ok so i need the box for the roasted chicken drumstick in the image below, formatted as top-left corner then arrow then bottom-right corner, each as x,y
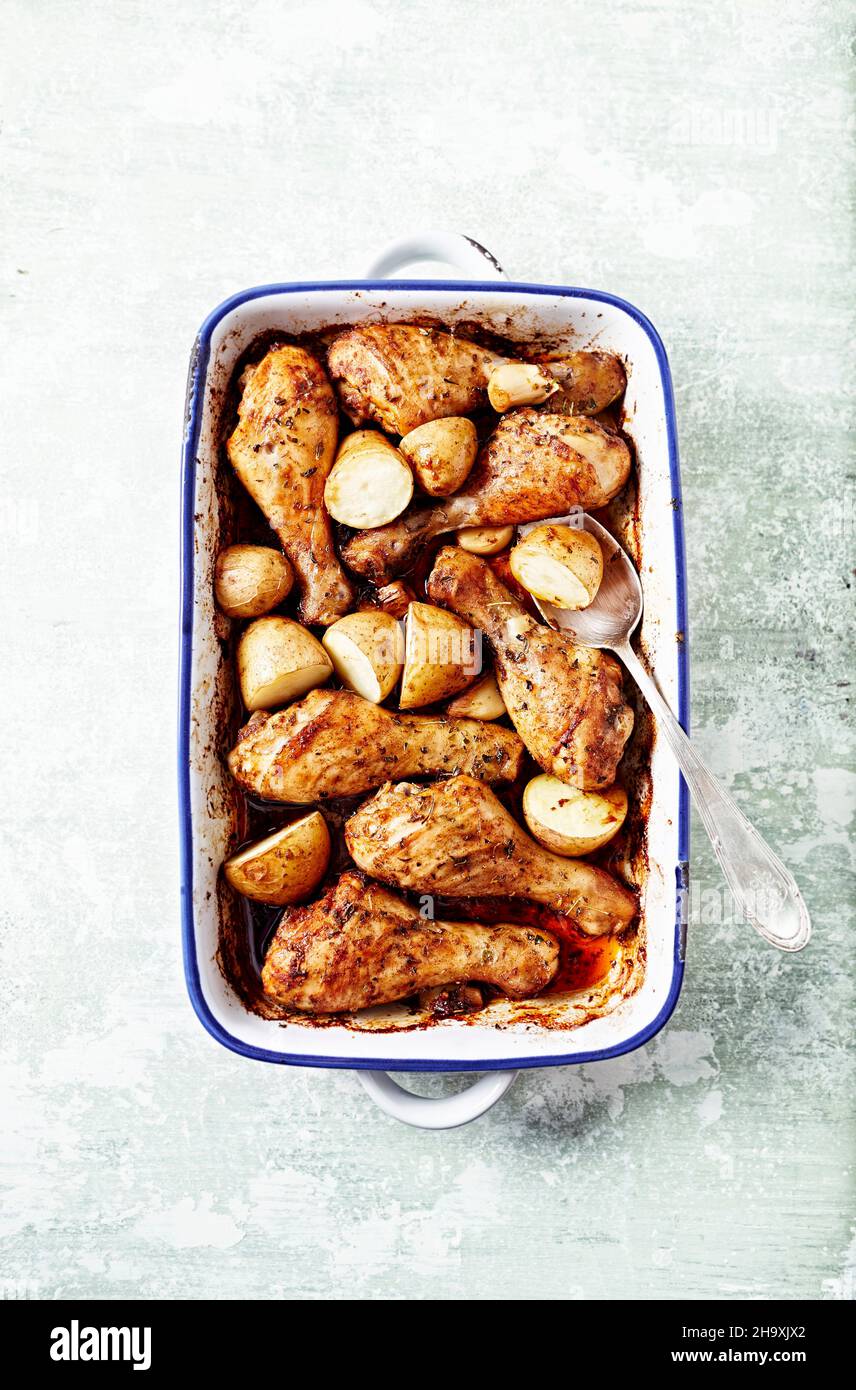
427,546 -> 633,790
341,409 -> 631,583
346,777 -> 637,937
327,324 -> 625,434
262,871 -> 559,1012
227,688 -> 524,803
227,345 -> 354,624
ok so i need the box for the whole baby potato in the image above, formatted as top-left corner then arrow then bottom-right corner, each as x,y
399,417 -> 478,497
214,544 -> 293,619
224,811 -> 331,904
510,524 -> 603,610
238,616 -> 332,711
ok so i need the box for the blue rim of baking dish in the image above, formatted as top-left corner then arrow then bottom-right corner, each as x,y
179,280 -> 690,1072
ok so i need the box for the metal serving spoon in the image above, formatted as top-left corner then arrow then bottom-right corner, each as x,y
518,513 -> 811,952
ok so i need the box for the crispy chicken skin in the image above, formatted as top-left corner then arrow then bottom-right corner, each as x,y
227,688 -> 525,803
341,409 -> 631,583
427,547 -> 633,790
345,778 -> 637,937
261,871 -> 559,1012
327,324 -> 496,434
226,345 -> 354,625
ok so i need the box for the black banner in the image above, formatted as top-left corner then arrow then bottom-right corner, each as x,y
0,1299 -> 848,1374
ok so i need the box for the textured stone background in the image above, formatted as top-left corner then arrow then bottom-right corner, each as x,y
1,0 -> 853,1300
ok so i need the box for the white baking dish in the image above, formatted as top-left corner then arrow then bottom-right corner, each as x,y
179,233 -> 689,1128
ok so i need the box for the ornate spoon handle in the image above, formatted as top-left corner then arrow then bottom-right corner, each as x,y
616,641 -> 811,952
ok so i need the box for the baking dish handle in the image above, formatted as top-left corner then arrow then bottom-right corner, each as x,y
358,1068 -> 517,1130
364,231 -> 507,281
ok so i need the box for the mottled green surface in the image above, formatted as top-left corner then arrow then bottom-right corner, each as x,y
1,0 -> 853,1300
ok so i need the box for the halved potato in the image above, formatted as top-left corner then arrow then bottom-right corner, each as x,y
224,812 -> 331,904
399,602 -> 481,709
324,430 -> 413,528
238,616 -> 332,711
522,775 -> 628,857
399,417 -> 478,496
487,361 -> 559,412
456,524 -> 515,556
214,544 -> 293,619
488,552 -> 541,614
446,671 -> 507,721
510,524 -> 603,609
322,611 -> 404,703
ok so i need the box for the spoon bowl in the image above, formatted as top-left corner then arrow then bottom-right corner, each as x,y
518,512 -> 641,649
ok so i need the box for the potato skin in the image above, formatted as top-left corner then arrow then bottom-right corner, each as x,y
322,611 -> 404,703
224,811 -> 331,904
399,417 -> 478,497
214,545 -> 293,619
238,616 -> 332,711
399,602 -> 481,709
522,775 -> 628,856
510,524 -> 603,609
